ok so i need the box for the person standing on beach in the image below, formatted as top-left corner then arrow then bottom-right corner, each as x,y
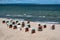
21,22 -> 25,27
52,25 -> 55,30
38,24 -> 43,31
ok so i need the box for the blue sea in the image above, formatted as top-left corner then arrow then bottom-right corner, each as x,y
0,4 -> 60,23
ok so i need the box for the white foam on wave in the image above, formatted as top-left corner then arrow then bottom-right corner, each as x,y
45,22 -> 59,24
6,14 -> 24,17
39,16 -> 46,18
6,14 -> 11,16
37,21 -> 59,24
25,15 -> 33,17
24,14 -> 26,15
6,14 -> 33,17
57,17 -> 60,18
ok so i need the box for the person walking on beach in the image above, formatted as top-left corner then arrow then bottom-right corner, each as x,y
52,24 -> 55,30
38,24 -> 43,31
21,22 -> 25,27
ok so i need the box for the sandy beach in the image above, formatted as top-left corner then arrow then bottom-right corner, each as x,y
0,18 -> 60,40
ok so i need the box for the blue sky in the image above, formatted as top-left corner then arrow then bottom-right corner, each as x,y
0,0 -> 60,4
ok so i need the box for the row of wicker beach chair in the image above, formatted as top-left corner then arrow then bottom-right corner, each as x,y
2,18 -> 55,34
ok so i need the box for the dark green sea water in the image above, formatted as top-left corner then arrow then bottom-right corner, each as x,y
0,4 -> 60,23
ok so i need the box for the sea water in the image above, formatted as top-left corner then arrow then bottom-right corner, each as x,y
0,4 -> 60,23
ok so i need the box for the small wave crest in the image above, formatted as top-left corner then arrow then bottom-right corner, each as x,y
6,14 -> 23,17
39,16 -> 46,18
37,21 -> 59,24
6,14 -> 33,17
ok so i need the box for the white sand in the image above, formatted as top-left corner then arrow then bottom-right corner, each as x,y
0,18 -> 60,40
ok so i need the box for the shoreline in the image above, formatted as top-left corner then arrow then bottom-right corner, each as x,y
0,17 -> 60,24
0,16 -> 60,24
